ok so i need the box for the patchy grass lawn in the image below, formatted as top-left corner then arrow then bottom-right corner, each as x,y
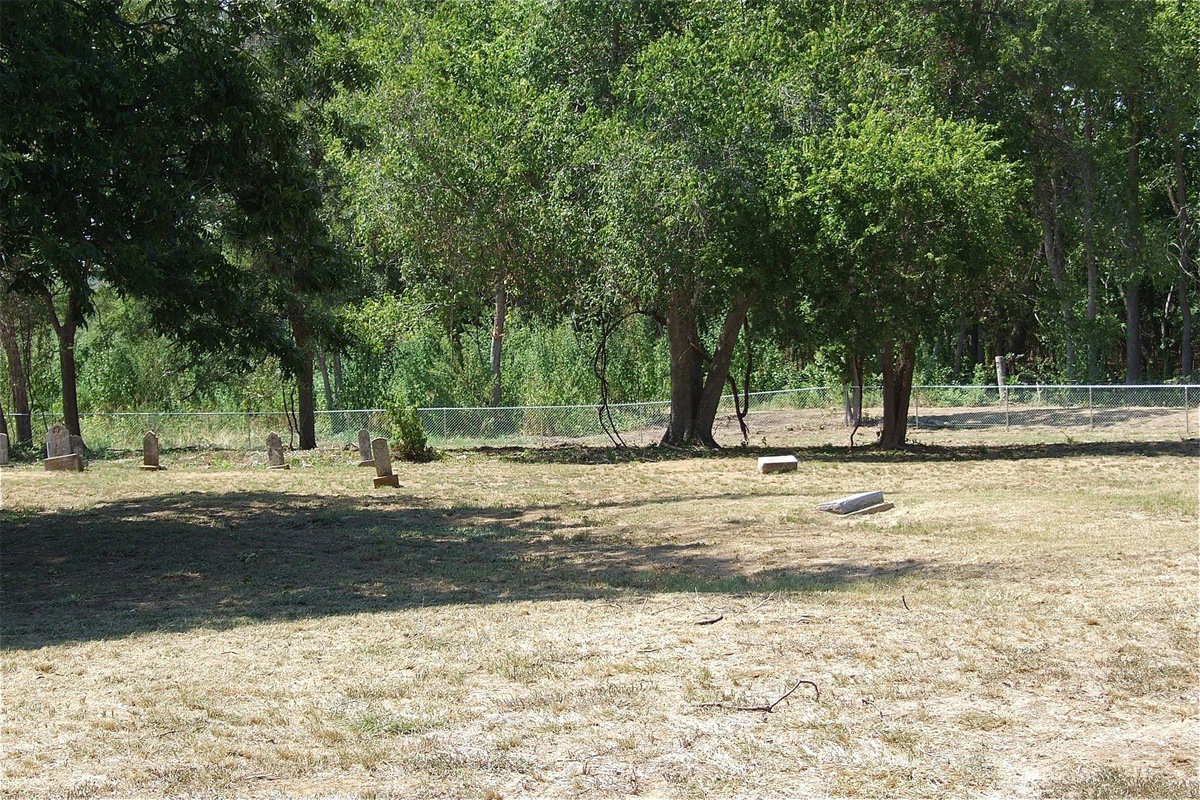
1,438 -> 1197,799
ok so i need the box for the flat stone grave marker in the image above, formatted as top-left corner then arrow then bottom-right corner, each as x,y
142,430 -> 164,470
0,432 -> 8,466
43,424 -> 83,471
817,490 -> 889,515
372,437 -> 399,488
267,432 -> 289,469
356,428 -> 374,467
758,455 -> 798,474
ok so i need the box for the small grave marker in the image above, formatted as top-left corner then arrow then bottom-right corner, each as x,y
372,437 -> 399,488
758,455 -> 798,474
0,432 -> 8,466
357,428 -> 374,467
267,432 -> 289,469
142,430 -> 164,470
817,491 -> 889,515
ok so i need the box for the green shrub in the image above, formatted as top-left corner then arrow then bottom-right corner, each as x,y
385,400 -> 435,462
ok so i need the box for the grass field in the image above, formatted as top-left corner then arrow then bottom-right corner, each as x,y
2,435 -> 1197,799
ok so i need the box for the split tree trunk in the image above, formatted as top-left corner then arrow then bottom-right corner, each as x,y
1037,169 -> 1076,372
661,291 -> 751,448
1083,100 -> 1101,381
878,340 -> 916,450
43,287 -> 83,440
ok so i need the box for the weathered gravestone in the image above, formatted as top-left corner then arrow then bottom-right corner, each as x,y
817,490 -> 892,515
758,455 -> 798,474
71,435 -> 85,459
142,430 -> 164,470
43,424 -> 83,471
266,432 -> 289,469
356,428 -> 374,467
372,437 -> 399,488
0,432 -> 9,466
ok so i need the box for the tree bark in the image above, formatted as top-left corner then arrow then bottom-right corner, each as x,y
845,351 -> 864,425
0,315 -> 33,444
1083,100 -> 1101,381
292,320 -> 317,450
879,340 -> 916,450
691,294 -> 752,447
1170,121 -> 1194,379
662,287 -> 701,446
1123,90 -> 1144,384
1036,167 -> 1075,372
43,288 -> 83,440
490,276 -> 507,407
661,291 -> 751,448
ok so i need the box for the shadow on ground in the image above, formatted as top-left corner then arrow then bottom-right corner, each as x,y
498,437 -> 1198,465
1,490 -> 926,650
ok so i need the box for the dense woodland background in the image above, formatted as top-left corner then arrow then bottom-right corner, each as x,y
1,0 -> 1196,449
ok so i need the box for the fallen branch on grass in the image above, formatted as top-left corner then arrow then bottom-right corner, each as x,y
694,614 -> 724,626
698,677 -> 820,713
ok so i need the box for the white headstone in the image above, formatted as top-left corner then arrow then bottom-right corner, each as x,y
758,455 -> 798,474
817,491 -> 886,515
371,437 -> 398,488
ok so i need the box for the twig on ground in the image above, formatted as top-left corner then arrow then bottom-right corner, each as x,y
902,595 -> 911,611
697,677 -> 820,713
746,592 -> 776,614
695,615 -> 724,625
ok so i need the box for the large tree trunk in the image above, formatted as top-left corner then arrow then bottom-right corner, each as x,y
661,290 -> 750,448
0,315 -> 33,444
1123,90 -> 1144,384
490,277 -> 507,407
662,288 -> 702,446
43,288 -> 83,440
292,319 -> 317,450
879,340 -> 916,450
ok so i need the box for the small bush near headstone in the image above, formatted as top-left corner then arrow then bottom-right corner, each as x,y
385,400 -> 435,462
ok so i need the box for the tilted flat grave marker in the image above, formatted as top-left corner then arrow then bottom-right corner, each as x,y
758,455 -> 798,474
357,428 -> 374,467
43,424 -> 83,471
817,490 -> 887,515
142,430 -> 164,470
372,437 -> 399,488
267,432 -> 290,470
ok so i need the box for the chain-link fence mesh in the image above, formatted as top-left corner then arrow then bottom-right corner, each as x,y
9,384 -> 1195,453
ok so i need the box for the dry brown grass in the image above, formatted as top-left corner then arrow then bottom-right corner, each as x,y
1,436 -> 1197,799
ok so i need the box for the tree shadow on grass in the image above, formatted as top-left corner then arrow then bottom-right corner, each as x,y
1,490 -> 927,650
497,438 -> 1197,466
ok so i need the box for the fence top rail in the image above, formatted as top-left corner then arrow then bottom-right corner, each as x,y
69,383 -> 1200,418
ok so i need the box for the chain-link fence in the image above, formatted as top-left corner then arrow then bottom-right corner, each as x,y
7,384 -> 1196,453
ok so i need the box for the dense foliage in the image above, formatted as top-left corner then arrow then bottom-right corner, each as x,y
2,0 -> 1195,449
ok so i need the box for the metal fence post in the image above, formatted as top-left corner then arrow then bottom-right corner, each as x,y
246,412 -> 252,451
1004,386 -> 1010,430
1088,386 -> 1094,430
914,389 -> 920,431
1186,385 -> 1190,436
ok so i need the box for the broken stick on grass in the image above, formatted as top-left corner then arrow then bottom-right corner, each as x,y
698,677 -> 820,713
694,614 -> 724,625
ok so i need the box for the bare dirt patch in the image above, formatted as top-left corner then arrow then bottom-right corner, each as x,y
1,440 -> 1197,798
